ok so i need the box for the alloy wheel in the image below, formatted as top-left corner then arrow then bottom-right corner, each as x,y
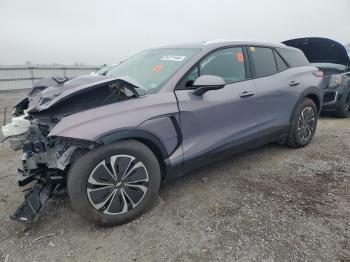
297,106 -> 315,142
87,154 -> 149,215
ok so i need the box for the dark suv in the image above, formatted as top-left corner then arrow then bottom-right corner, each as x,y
283,37 -> 350,117
2,40 -> 323,226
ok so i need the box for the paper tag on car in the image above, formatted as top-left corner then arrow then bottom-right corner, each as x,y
161,55 -> 186,62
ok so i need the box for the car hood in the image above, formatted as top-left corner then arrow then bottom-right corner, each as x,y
25,75 -> 144,113
282,37 -> 350,67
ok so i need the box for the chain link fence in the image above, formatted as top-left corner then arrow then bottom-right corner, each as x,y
0,66 -> 101,90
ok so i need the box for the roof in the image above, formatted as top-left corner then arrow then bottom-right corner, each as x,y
153,39 -> 294,51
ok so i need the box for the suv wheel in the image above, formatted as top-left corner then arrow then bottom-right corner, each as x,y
286,98 -> 318,148
68,140 -> 161,226
335,90 -> 350,118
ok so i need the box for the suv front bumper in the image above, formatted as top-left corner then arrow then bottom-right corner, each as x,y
322,85 -> 347,111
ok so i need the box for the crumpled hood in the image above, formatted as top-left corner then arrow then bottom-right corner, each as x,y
26,75 -> 143,113
283,37 -> 350,67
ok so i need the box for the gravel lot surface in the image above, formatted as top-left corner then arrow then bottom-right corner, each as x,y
0,90 -> 349,262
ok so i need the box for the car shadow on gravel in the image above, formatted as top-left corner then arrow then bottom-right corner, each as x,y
12,140 -> 345,229
1,136 -> 350,261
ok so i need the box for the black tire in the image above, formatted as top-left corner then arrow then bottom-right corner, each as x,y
67,140 -> 161,226
286,98 -> 318,148
335,89 -> 350,118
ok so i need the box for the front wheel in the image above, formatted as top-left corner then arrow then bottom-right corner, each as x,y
67,140 -> 161,226
286,98 -> 318,148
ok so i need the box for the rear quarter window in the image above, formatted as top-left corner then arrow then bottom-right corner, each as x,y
273,50 -> 288,71
277,48 -> 309,67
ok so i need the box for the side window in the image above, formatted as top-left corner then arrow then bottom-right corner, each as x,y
249,47 -> 277,77
199,47 -> 246,83
179,47 -> 246,89
277,48 -> 309,67
274,50 -> 288,71
183,66 -> 199,88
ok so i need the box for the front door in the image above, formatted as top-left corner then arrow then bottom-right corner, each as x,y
175,47 -> 259,168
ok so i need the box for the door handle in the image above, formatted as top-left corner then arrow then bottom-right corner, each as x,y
239,91 -> 255,98
289,81 -> 300,86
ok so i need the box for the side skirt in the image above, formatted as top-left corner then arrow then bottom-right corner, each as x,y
164,125 -> 289,182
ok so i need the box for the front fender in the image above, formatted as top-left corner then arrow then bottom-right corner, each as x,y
96,114 -> 182,158
48,92 -> 180,157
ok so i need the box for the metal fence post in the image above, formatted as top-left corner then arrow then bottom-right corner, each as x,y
30,67 -> 34,85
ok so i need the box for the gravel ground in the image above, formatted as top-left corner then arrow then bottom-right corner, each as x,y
0,90 -> 349,262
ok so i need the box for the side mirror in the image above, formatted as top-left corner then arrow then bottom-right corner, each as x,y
192,75 -> 226,96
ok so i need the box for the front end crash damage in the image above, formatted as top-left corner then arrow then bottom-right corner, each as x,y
10,134 -> 95,223
3,121 -> 86,223
1,75 -> 142,223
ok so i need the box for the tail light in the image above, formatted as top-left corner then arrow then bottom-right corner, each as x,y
312,70 -> 324,77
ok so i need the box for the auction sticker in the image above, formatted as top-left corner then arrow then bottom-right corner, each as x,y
161,55 -> 186,62
236,52 -> 244,63
152,64 -> 164,73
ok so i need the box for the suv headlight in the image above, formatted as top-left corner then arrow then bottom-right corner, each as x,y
328,74 -> 342,88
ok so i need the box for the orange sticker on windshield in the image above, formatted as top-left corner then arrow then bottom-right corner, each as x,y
152,64 -> 164,73
236,52 -> 244,63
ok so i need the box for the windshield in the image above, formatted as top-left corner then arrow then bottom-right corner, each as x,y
96,64 -> 118,75
106,48 -> 200,93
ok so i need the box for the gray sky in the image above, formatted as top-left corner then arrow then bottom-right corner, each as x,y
1,0 -> 349,65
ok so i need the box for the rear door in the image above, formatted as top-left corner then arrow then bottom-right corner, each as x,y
175,46 -> 259,167
248,46 -> 301,130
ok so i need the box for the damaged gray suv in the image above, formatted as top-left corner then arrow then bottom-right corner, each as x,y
2,41 -> 323,226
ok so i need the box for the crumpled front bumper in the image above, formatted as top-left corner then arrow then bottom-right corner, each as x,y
2,116 -> 78,223
322,85 -> 347,110
10,179 -> 62,223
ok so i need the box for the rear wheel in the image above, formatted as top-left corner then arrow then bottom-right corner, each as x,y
335,90 -> 350,118
286,98 -> 318,148
67,140 -> 161,226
